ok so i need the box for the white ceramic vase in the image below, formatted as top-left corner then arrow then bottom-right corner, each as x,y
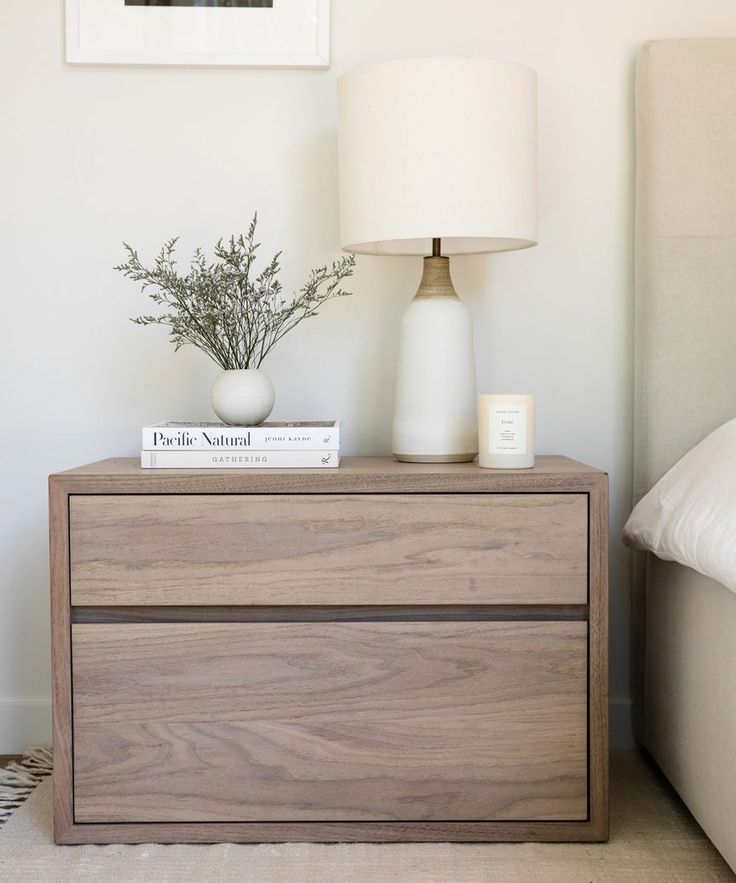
210,369 -> 275,426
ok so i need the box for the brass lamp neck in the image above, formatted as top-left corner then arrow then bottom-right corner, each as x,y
432,237 -> 442,258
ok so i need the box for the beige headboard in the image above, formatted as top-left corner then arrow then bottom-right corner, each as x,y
634,39 -> 736,502
633,39 -> 736,738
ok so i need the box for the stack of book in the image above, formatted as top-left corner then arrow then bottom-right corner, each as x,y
140,421 -> 340,469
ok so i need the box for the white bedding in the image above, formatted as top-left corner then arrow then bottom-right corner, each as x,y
623,418 -> 736,594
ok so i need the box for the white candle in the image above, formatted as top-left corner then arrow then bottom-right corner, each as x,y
478,394 -> 535,469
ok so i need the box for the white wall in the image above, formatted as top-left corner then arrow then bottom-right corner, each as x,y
2,0 -> 736,752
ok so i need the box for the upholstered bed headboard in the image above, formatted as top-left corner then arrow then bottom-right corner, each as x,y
634,38 -> 736,749
634,39 -> 736,503
634,44 -> 736,867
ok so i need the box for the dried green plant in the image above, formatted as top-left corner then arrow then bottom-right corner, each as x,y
115,215 -> 355,370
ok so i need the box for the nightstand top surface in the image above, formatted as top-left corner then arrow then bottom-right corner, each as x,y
50,455 -> 605,494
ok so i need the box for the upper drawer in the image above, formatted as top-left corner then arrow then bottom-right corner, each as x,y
69,493 -> 588,606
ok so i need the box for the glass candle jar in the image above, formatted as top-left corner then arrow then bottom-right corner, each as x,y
478,394 -> 535,469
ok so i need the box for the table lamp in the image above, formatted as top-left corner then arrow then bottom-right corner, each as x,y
337,56 -> 537,462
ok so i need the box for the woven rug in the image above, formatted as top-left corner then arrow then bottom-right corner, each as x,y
0,751 -> 732,882
0,749 -> 52,827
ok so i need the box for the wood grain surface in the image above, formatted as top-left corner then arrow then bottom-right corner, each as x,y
49,477 -> 73,843
56,455 -> 599,478
588,473 -> 610,839
55,818 -> 607,845
70,493 -> 588,607
52,455 -> 604,496
71,621 -> 588,824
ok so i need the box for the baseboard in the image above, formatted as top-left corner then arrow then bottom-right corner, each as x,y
610,697 -> 634,749
0,700 -> 52,754
1,698 -> 634,753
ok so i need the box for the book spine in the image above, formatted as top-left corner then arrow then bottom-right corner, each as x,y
140,450 -> 340,469
141,428 -> 339,451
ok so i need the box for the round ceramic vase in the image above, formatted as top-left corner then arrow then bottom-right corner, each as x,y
210,369 -> 275,426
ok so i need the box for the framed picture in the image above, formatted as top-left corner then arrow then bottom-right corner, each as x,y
65,0 -> 330,68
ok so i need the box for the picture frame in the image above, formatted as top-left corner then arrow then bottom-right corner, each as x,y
65,0 -> 330,68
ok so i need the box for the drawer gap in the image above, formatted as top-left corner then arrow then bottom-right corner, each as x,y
71,604 -> 587,624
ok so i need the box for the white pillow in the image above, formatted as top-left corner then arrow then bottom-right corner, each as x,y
623,418 -> 736,594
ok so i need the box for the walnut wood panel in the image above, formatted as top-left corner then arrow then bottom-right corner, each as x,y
55,818 -> 605,845
54,454 -> 601,480
588,474 -> 610,839
49,478 -> 73,844
52,455 -> 604,496
69,493 -> 588,607
71,621 -> 588,824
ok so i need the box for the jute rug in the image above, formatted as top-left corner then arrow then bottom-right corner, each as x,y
0,751 -> 732,882
0,749 -> 52,825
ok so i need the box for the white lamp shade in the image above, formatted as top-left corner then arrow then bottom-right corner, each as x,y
337,56 -> 537,256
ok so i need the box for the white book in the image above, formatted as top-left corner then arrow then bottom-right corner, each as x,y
141,449 -> 340,469
142,420 -> 339,451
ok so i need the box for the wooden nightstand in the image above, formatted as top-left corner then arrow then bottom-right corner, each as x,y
49,456 -> 608,844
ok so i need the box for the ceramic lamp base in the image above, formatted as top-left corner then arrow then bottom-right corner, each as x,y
392,257 -> 478,463
395,452 -> 478,463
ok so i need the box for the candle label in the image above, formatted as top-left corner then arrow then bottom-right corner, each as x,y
490,404 -> 527,454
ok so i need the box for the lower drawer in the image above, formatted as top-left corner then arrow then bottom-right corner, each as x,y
71,620 -> 588,824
